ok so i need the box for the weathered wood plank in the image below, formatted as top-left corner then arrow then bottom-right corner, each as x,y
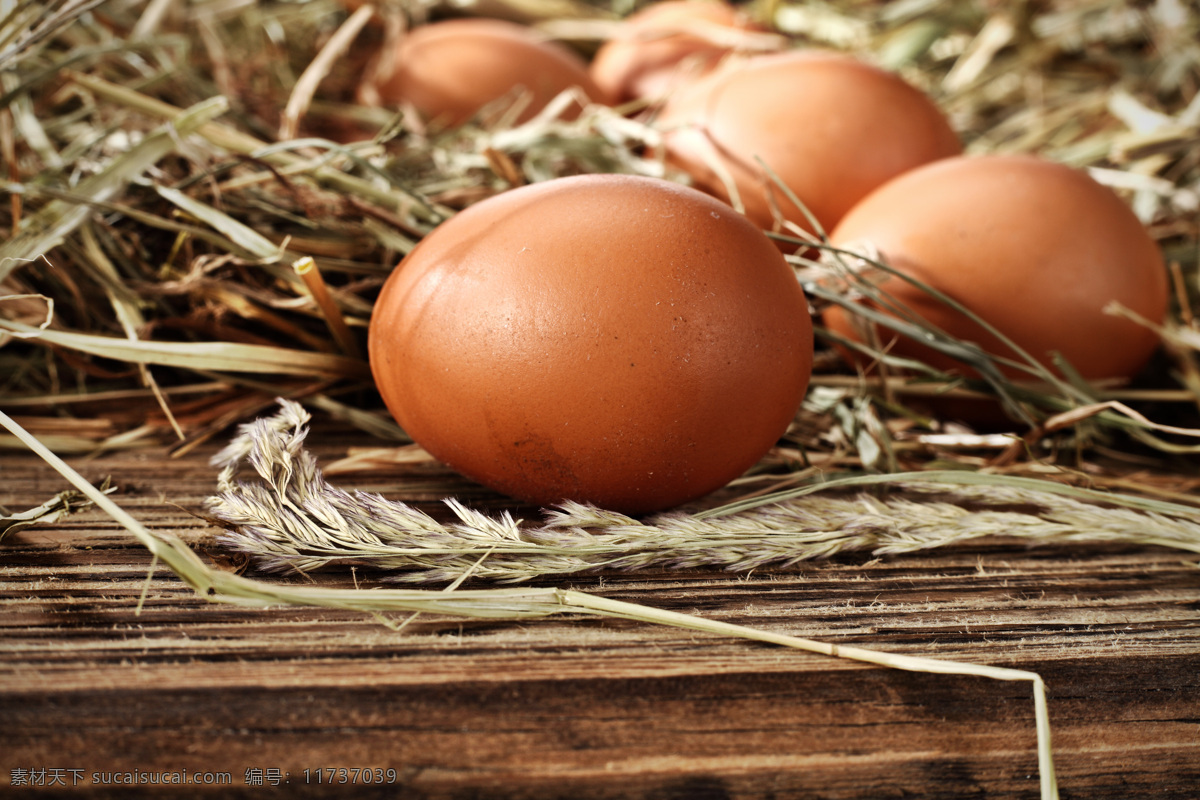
2,429 -> 1198,798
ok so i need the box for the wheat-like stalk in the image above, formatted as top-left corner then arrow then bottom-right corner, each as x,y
207,400 -> 1200,584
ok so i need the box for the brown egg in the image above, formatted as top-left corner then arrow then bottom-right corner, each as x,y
590,0 -> 765,105
361,18 -> 607,127
822,154 -> 1168,387
368,174 -> 814,514
655,50 -> 962,240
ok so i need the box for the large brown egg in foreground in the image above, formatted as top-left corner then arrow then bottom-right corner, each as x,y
361,18 -> 607,127
655,50 -> 961,240
369,174 -> 813,514
822,155 -> 1168,386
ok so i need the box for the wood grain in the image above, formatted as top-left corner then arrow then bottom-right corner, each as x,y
2,426 -> 1198,798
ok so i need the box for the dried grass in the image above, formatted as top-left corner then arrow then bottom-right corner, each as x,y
208,400 -> 1200,586
0,0 -> 1194,483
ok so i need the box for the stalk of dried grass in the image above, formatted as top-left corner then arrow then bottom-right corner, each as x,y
208,400 -> 1200,585
4,0 -> 1195,465
0,481 -> 109,542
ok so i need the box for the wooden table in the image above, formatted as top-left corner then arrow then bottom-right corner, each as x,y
3,426 -> 1198,798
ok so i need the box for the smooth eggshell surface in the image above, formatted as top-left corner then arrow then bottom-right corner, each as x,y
590,0 -> 762,105
822,154 -> 1168,383
368,174 -> 814,514
655,50 -> 962,240
363,18 -> 607,127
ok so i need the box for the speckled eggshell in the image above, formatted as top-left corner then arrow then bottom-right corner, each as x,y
363,18 -> 608,127
822,154 -> 1168,383
655,50 -> 962,239
590,0 -> 762,105
368,174 -> 814,514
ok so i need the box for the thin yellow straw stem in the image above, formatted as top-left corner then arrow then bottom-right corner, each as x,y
293,256 -> 362,359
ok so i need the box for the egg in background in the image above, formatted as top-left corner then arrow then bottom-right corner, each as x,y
822,154 -> 1168,393
359,17 -> 608,127
590,0 -> 771,105
655,50 -> 962,243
